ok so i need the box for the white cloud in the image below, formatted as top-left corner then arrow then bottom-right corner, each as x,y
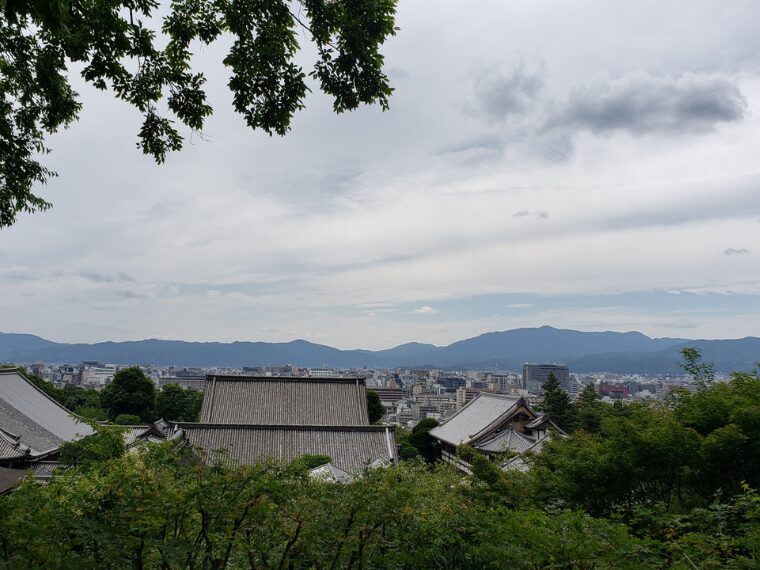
2,0 -> 760,348
413,306 -> 439,315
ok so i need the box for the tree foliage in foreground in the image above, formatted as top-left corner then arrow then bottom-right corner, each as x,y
2,437 -> 759,569
0,444 -> 659,569
0,0 -> 398,226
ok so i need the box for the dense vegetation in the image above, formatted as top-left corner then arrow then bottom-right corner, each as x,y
2,356 -> 759,568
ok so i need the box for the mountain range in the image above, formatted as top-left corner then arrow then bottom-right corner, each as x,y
2,326 -> 759,373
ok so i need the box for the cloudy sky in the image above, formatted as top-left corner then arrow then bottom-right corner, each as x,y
2,0 -> 760,349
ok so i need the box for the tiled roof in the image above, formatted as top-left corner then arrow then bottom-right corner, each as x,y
500,437 -> 547,472
429,393 -> 525,446
122,420 -> 171,446
0,429 -> 32,461
175,423 -> 397,475
0,369 -> 92,454
200,376 -> 370,425
309,463 -> 353,484
475,426 -> 538,454
0,466 -> 27,495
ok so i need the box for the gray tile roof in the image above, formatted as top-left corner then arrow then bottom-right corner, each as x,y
200,376 -> 370,425
430,393 -> 526,447
175,423 -> 397,475
475,427 -> 538,454
500,437 -> 548,472
0,466 -> 27,495
122,420 -> 171,446
0,369 -> 93,454
0,429 -> 31,461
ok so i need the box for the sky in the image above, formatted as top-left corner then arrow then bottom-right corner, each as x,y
2,0 -> 760,350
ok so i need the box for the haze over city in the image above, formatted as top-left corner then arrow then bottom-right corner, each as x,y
2,0 -> 760,349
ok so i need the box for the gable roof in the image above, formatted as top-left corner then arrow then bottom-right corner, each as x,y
200,376 -> 370,425
0,369 -> 93,455
475,426 -> 539,454
175,423 -> 396,475
500,437 -> 549,472
429,393 -> 534,447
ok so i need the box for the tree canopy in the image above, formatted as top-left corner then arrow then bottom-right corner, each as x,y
0,0 -> 398,226
540,371 -> 575,432
100,366 -> 156,421
366,389 -> 385,423
155,383 -> 203,422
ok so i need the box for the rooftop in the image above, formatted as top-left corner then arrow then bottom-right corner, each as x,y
0,368 -> 92,455
200,375 -> 370,426
429,392 -> 525,447
175,423 -> 396,474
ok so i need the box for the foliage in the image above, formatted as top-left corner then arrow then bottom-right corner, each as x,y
366,389 -> 385,423
529,373 -> 760,517
155,383 -> 203,421
76,405 -> 109,421
394,427 -> 420,460
0,0 -> 398,226
0,444 -> 663,569
575,382 -> 605,434
540,371 -> 576,432
292,454 -> 331,470
59,424 -> 126,468
407,417 -> 439,463
678,346 -> 716,388
100,367 -> 156,422
114,413 -> 142,425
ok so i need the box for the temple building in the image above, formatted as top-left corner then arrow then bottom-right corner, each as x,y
429,392 -> 560,472
0,368 -> 93,482
172,375 -> 397,476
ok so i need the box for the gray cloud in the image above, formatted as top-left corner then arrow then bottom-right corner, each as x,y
554,72 -> 746,135
723,248 -> 749,256
76,270 -> 135,283
513,210 -> 549,219
470,61 -> 544,121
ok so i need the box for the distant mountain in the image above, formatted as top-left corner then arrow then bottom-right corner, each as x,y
1,326 -> 758,373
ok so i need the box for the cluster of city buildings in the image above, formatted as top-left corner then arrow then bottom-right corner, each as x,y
20,360 -> 708,430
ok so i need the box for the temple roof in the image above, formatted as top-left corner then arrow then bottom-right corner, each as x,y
475,426 -> 538,454
430,393 -> 530,447
200,376 -> 370,425
175,423 -> 396,474
0,466 -> 27,495
0,369 -> 92,456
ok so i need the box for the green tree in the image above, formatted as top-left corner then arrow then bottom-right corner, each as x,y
59,424 -> 126,468
100,367 -> 156,422
678,347 -> 715,388
575,383 -> 606,434
366,389 -> 385,423
155,383 -> 203,421
114,413 -> 142,425
0,0 -> 398,227
541,371 -> 576,432
408,417 -> 439,463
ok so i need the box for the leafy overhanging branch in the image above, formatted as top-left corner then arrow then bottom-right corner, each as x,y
0,0 -> 398,227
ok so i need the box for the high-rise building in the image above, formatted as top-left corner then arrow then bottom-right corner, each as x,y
522,364 -> 571,395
